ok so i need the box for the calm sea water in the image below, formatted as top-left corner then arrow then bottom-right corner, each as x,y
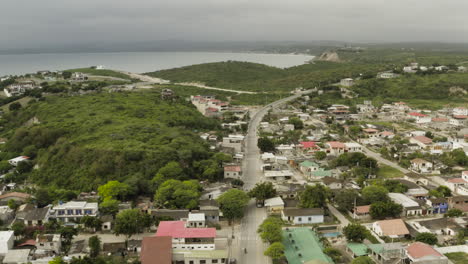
0,51 -> 314,76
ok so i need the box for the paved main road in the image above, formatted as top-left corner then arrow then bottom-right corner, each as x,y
234,91 -> 311,264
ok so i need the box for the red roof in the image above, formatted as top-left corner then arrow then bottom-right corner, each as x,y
447,178 -> 467,184
300,141 -> 318,149
206,107 -> 219,112
156,221 -> 216,238
406,242 -> 443,260
431,117 -> 448,122
380,131 -> 394,136
17,239 -> 36,247
327,141 -> 346,149
453,115 -> 468,119
224,165 -> 241,172
412,136 -> 433,145
354,205 -> 370,214
141,236 -> 172,264
363,128 -> 379,133
408,112 -> 427,117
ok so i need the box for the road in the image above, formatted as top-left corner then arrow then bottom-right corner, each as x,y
360,144 -> 410,174
327,204 -> 350,229
234,91 -> 310,264
119,71 -> 258,94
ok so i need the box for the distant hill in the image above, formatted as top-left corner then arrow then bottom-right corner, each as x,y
1,90 -> 221,191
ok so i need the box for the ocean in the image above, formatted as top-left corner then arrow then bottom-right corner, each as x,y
0,51 -> 314,76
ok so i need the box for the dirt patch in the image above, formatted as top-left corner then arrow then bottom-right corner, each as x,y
318,51 -> 341,62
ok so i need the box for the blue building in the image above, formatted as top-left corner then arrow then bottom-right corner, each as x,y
427,197 -> 448,214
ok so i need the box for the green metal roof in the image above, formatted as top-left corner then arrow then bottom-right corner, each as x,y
312,170 -> 332,177
347,243 -> 369,257
300,161 -> 319,168
367,244 -> 384,254
283,227 -> 334,264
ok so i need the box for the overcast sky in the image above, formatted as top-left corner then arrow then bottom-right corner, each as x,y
2,0 -> 468,50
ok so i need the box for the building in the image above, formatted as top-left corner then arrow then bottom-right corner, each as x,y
283,227 -> 333,264
352,205 -> 371,220
36,234 -> 61,253
70,72 -> 87,81
388,193 -> 422,216
340,78 -> 354,87
299,161 -> 320,177
4,81 -> 36,97
161,89 -> 175,100
372,219 -> 409,238
187,213 -> 205,228
0,231 -> 14,254
321,176 -> 342,190
426,198 -> 448,214
453,107 -> 468,116
281,208 -> 324,224
325,141 -> 347,156
50,201 -> 98,223
155,221 -> 216,250
447,196 -> 468,212
221,135 -> 244,153
264,197 -> 284,215
410,136 -> 433,149
264,170 -> 293,181
407,112 -> 431,124
378,72 -> 398,79
410,158 -> 433,174
8,156 -> 30,166
223,164 -> 241,179
298,141 -> 320,154
405,242 -> 448,264
2,249 -> 30,264
344,142 -> 363,152
15,206 -> 50,226
140,236 -> 172,264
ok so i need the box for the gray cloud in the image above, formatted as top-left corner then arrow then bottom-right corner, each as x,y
1,0 -> 468,50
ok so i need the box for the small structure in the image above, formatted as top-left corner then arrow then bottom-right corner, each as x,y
264,197 -> 284,215
0,231 -> 14,254
70,72 -> 87,82
2,249 -> 31,264
140,236 -> 172,264
223,164 -> 242,179
36,234 -> 61,253
221,135 -> 244,153
352,205 -> 371,220
8,156 -> 30,166
410,159 -> 433,174
372,219 -> 409,238
388,193 -> 422,216
187,213 -> 205,228
281,208 -> 324,224
340,78 -> 354,87
161,89 -> 175,100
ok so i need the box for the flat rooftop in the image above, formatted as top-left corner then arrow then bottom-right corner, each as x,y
283,227 -> 333,264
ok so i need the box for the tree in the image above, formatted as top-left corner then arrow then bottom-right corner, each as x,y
446,208 -> 464,218
351,256 -> 375,264
415,232 -> 438,245
249,182 -> 277,204
381,180 -> 408,193
154,179 -> 201,209
288,117 -> 304,129
335,189 -> 360,212
114,209 -> 152,241
98,181 -> 130,201
151,161 -> 185,189
99,199 -> 119,216
7,199 -> 19,210
324,247 -> 342,263
59,226 -> 78,254
299,184 -> 329,208
80,216 -> 102,232
88,235 -> 101,258
35,188 -> 53,208
264,242 -> 284,260
9,102 -> 22,111
314,151 -> 327,160
62,71 -> 72,79
343,223 -> 367,242
258,137 -> 275,153
217,189 -> 250,225
12,221 -> 26,237
258,217 -> 283,243
369,201 -> 403,219
362,185 -> 389,204
436,186 -> 452,197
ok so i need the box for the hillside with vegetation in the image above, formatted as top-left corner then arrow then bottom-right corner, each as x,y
64,68 -> 134,81
0,90 -> 225,192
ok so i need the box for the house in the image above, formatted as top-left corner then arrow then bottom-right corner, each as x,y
405,242 -> 448,264
453,107 -> 468,116
410,158 -> 433,174
372,219 -> 409,238
325,141 -> 347,156
344,142 -> 363,152
447,196 -> 468,212
15,206 -> 50,226
140,236 -> 172,264
283,228 -> 334,264
264,170 -> 293,181
221,135 -> 244,153
298,141 -> 320,154
299,161 -> 320,177
379,131 -> 395,139
155,221 -> 216,250
4,81 -> 36,97
187,213 -> 205,228
426,198 -> 448,214
0,231 -> 14,254
264,197 -> 284,215
352,205 -> 371,220
198,200 -> 220,223
363,128 -> 380,138
0,192 -> 31,203
367,243 -> 405,264
50,201 -> 98,223
223,164 -> 241,179
450,115 -> 468,127
71,72 -> 87,81
340,78 -> 354,87
410,136 -> 433,149
8,156 -> 30,166
388,193 -> 422,216
378,72 -> 398,79
446,178 -> 468,196
2,249 -> 31,264
100,215 -> 114,231
407,112 -> 431,124
409,218 -> 464,237
0,206 -> 15,224
36,234 -> 61,253
281,208 -> 324,224
321,176 -> 342,190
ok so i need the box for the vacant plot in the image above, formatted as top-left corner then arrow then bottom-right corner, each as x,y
377,165 -> 405,178
445,252 -> 468,264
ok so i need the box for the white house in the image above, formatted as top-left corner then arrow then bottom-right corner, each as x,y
388,193 -> 422,216
453,107 -> 468,116
221,135 -> 244,153
264,197 -> 285,215
340,78 -> 354,87
187,213 -> 206,228
410,158 -> 433,174
407,112 -> 431,124
344,142 -> 363,152
8,156 -> 30,166
325,141 -> 347,156
281,208 -> 324,225
36,234 -> 61,254
50,201 -> 98,223
0,231 -> 14,255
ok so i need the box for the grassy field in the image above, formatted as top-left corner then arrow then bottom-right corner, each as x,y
445,252 -> 468,264
377,165 -> 405,178
65,68 -> 133,80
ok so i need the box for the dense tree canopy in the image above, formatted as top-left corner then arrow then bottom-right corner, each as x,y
415,233 -> 438,245
217,189 -> 250,224
154,179 -> 201,210
362,185 -> 389,204
249,182 -> 277,202
114,209 -> 152,240
369,201 -> 403,219
299,184 -> 330,208
343,223 -> 368,242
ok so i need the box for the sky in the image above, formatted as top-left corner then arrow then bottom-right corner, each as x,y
2,0 -> 468,50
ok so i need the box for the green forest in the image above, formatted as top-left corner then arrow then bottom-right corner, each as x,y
0,90 -> 226,192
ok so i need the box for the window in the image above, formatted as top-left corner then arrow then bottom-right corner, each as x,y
213,260 -> 218,263
308,217 -> 312,221
67,210 -> 74,215
58,210 -> 65,216
50,243 -> 54,246
298,217 -> 302,222
200,261 -> 206,264
40,243 -> 44,246
84,210 -> 93,215
189,262 -> 194,264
